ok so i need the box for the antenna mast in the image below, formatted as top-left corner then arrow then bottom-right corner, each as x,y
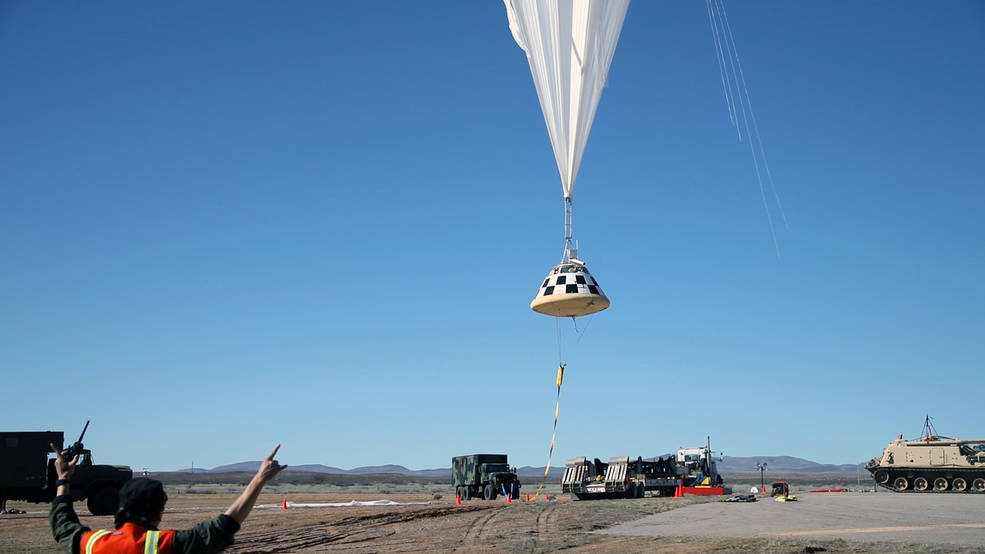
920,414 -> 939,440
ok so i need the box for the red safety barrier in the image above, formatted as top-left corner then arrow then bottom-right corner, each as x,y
682,486 -> 733,496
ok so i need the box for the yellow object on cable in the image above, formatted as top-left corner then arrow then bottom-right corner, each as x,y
531,364 -> 565,501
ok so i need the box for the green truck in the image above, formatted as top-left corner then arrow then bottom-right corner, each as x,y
1,421 -> 132,515
452,454 -> 521,501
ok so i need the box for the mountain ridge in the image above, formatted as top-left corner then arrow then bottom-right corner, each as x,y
177,455 -> 863,476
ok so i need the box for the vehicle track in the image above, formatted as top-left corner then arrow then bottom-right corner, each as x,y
231,506 -> 483,552
462,508 -> 501,543
535,502 -> 559,535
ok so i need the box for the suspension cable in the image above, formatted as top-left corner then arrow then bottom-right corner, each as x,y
706,0 -> 787,257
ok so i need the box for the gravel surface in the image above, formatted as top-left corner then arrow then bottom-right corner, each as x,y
3,490 -> 983,552
603,492 -> 985,550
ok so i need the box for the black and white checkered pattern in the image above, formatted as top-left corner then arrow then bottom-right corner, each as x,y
534,264 -> 605,299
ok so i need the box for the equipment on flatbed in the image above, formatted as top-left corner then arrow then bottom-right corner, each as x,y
0,421 -> 132,515
562,437 -> 732,500
561,455 -> 680,500
452,454 -> 521,501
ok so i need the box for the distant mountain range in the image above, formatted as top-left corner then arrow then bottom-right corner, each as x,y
717,456 -> 861,474
177,456 -> 861,476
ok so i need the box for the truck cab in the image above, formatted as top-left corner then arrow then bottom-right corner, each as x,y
675,445 -> 724,487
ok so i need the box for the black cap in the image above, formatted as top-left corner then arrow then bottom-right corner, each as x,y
119,478 -> 168,517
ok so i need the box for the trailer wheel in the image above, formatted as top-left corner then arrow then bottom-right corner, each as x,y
624,483 -> 636,499
87,487 -> 120,516
483,484 -> 497,500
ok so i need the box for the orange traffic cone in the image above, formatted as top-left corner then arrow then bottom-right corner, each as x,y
281,498 -> 288,510
525,493 -> 530,502
506,494 -> 512,504
455,494 -> 461,505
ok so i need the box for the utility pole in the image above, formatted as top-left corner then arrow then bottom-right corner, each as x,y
756,462 -> 767,493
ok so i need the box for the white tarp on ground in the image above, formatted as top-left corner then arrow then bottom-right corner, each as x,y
504,0 -> 630,200
258,499 -> 434,509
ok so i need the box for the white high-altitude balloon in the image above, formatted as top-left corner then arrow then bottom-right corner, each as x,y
506,0 -> 627,318
504,0 -> 630,201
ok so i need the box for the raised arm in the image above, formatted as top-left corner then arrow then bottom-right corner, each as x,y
223,445 -> 287,525
48,443 -> 88,554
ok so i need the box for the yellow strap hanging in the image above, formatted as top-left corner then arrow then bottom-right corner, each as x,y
532,364 -> 565,500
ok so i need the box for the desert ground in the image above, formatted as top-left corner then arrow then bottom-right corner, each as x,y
3,483 -> 984,553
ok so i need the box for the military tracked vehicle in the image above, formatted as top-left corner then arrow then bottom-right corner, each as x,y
1,421 -> 132,514
866,418 -> 985,493
866,435 -> 985,493
452,454 -> 520,501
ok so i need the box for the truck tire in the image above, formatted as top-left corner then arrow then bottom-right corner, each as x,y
624,483 -> 636,499
483,484 -> 497,500
87,487 -> 120,516
462,486 -> 471,501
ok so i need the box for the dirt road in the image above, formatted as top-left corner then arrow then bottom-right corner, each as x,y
2,491 -> 982,552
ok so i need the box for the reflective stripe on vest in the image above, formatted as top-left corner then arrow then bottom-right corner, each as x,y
144,530 -> 161,554
84,530 -> 112,554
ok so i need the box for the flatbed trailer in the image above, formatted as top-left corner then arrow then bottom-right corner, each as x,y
562,456 -> 681,500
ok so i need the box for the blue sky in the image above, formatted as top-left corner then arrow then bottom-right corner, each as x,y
2,1 -> 983,473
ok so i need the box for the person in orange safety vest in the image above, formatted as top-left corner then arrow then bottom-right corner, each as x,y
49,443 -> 286,553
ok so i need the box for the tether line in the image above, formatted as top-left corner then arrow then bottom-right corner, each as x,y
532,363 -> 564,500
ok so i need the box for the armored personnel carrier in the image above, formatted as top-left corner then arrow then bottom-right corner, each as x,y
865,421 -> 985,493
